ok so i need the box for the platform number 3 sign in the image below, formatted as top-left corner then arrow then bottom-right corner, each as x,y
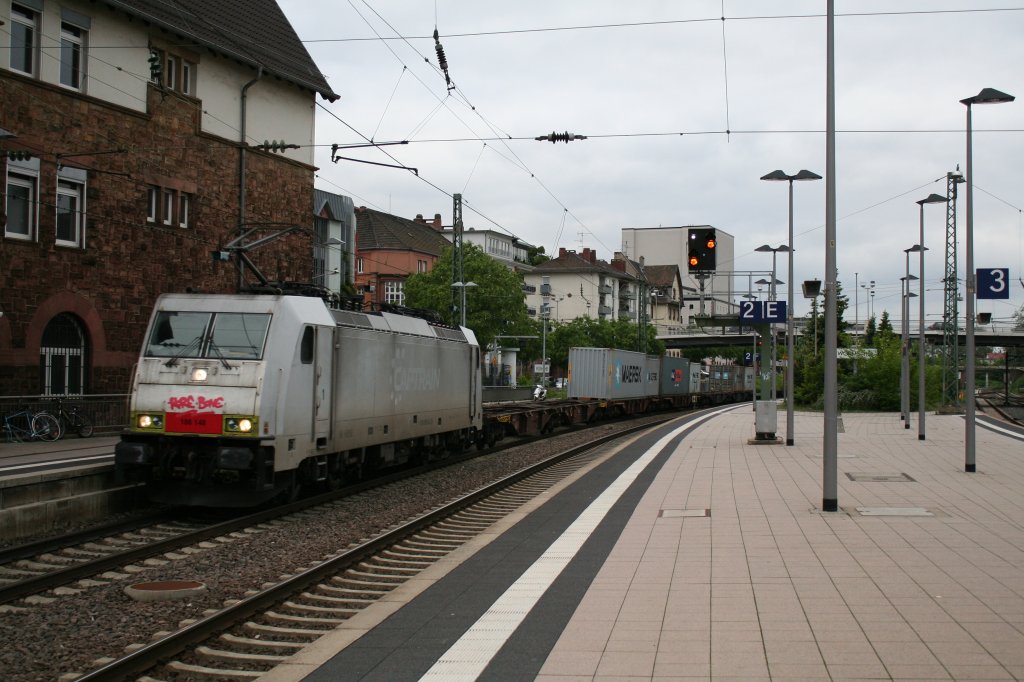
976,268 -> 1009,299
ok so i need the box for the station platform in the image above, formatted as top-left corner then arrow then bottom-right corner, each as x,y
264,406 -> 1024,681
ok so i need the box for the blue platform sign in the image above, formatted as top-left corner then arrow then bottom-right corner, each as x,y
976,268 -> 1010,300
739,300 -> 787,323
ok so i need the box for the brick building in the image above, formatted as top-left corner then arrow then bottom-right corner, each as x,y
0,0 -> 337,395
354,207 -> 450,307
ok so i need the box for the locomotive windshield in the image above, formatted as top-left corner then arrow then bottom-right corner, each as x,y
146,311 -> 271,361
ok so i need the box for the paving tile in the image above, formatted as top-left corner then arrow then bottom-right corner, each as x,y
594,651 -> 656,677
937,665 -> 1014,680
538,650 -> 602,676
534,412 -> 1024,681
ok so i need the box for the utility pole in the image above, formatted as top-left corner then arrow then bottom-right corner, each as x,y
451,193 -> 464,325
941,167 -> 965,410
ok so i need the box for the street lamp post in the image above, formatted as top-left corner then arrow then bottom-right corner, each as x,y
901,246 -> 922,427
761,169 -> 822,446
451,281 -> 477,327
961,87 -> 1014,472
860,281 -> 876,329
915,194 -> 946,441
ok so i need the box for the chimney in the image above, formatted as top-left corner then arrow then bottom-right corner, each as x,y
582,247 -> 596,264
433,213 -> 443,230
414,213 -> 425,223
559,247 -> 568,258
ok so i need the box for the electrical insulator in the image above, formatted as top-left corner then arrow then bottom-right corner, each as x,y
148,49 -> 162,82
433,28 -> 453,90
535,131 -> 588,143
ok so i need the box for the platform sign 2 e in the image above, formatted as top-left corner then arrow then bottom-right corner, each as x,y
739,300 -> 787,323
976,268 -> 1010,300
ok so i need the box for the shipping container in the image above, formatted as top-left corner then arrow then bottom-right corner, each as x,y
659,357 -> 691,397
567,347 -> 660,400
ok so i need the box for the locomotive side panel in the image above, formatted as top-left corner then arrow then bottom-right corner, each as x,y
328,324 -> 478,451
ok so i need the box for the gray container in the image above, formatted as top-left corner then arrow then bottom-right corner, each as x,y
659,357 -> 691,396
688,362 -> 704,394
568,347 -> 660,400
741,366 -> 755,392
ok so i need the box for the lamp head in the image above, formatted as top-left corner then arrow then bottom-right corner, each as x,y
793,169 -> 822,181
917,193 -> 946,206
760,170 -> 789,182
961,87 -> 1015,106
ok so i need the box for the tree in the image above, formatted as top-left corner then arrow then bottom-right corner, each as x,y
527,244 -> 550,267
877,310 -> 894,339
404,243 -> 534,351
864,315 -> 877,347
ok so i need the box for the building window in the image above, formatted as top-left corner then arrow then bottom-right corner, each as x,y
40,313 -> 88,396
10,3 -> 38,76
60,22 -> 87,90
417,259 -> 427,273
56,179 -> 85,247
162,189 -> 174,225
357,257 -> 364,274
153,49 -> 197,95
146,186 -> 191,227
178,193 -> 190,228
146,186 -> 159,222
165,55 -> 177,90
384,280 -> 405,306
5,172 -> 37,240
182,61 -> 194,95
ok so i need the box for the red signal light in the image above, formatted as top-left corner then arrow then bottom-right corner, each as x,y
706,237 -> 716,249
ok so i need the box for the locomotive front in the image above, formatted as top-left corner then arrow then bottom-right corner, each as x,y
115,294 -> 278,505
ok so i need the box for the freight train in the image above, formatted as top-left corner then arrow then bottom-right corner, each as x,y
115,292 -> 751,507
115,292 -> 482,506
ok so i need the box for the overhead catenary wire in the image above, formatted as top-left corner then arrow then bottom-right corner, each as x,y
301,6 -> 1024,43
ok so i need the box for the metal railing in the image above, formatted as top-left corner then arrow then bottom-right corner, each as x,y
0,394 -> 129,437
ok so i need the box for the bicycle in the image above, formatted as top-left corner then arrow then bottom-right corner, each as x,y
2,407 -> 62,443
51,397 -> 95,439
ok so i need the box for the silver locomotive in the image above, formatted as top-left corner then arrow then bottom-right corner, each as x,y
115,293 -> 482,506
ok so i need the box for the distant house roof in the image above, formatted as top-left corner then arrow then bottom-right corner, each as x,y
355,207 -> 450,255
109,0 -> 338,101
531,248 -> 639,280
314,189 -> 353,221
643,264 -> 681,288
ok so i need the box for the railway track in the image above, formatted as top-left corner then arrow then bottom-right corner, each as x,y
67,415 -> 669,681
0,405 -> 687,609
976,392 -> 1024,426
0,448 -> 495,610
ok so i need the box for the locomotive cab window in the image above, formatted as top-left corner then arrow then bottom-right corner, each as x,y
145,311 -> 271,360
300,326 -> 314,364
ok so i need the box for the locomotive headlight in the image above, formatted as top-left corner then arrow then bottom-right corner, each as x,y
223,415 -> 257,434
136,413 -> 164,430
191,368 -> 208,382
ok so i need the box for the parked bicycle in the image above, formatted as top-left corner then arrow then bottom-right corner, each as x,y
2,407 -> 62,443
51,397 -> 95,439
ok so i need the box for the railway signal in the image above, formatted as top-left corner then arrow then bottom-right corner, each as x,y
687,228 -> 717,271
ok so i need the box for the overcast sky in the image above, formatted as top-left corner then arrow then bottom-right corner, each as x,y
277,0 -> 1024,324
